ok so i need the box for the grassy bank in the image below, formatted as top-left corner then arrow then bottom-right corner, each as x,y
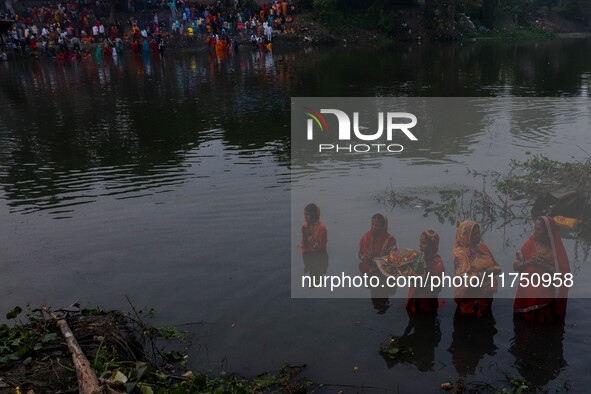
478,28 -> 556,41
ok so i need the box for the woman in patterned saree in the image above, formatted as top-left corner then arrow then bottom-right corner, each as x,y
453,221 -> 502,317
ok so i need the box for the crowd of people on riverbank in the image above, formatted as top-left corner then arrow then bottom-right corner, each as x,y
302,203 -> 571,323
0,0 -> 297,60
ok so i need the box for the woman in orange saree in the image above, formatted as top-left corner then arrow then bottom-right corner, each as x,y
301,203 -> 328,275
513,216 -> 570,323
453,221 -> 501,317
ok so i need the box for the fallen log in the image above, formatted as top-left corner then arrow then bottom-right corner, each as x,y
42,306 -> 100,394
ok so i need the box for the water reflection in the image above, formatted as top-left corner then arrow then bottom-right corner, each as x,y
370,279 -> 396,315
289,38 -> 591,97
509,318 -> 567,386
380,313 -> 442,372
0,50 -> 294,216
448,312 -> 498,376
302,252 -> 328,277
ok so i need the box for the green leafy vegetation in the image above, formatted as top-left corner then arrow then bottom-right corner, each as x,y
310,0 -> 402,33
479,28 -> 556,41
494,155 -> 591,221
379,336 -> 413,361
495,154 -> 572,196
0,306 -> 58,365
303,0 -> 589,40
0,306 -> 311,393
378,155 -> 591,234
376,186 -> 515,230
374,35 -> 396,47
446,376 -> 539,393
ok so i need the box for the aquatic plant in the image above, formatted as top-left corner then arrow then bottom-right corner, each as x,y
379,336 -> 413,361
0,306 -> 58,366
377,183 -> 515,231
494,154 -> 591,220
378,154 -> 591,233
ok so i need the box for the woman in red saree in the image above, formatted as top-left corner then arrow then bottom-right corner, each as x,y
407,230 -> 445,314
358,213 -> 396,274
453,221 -> 501,317
150,38 -> 159,53
301,203 -> 328,275
513,216 -> 570,323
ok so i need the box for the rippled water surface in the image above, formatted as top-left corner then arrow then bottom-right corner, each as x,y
1,38 -> 591,392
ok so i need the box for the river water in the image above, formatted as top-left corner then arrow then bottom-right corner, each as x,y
1,37 -> 591,391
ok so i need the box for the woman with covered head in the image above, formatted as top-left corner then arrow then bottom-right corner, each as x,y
453,220 -> 502,317
513,216 -> 571,323
301,203 -> 328,275
358,213 -> 397,274
406,230 -> 445,314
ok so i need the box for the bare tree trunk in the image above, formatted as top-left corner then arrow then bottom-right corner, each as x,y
43,307 -> 100,394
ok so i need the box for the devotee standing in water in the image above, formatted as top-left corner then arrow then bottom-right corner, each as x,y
513,216 -> 570,323
301,203 -> 328,276
358,213 -> 396,275
453,221 -> 501,317
407,230 -> 445,314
